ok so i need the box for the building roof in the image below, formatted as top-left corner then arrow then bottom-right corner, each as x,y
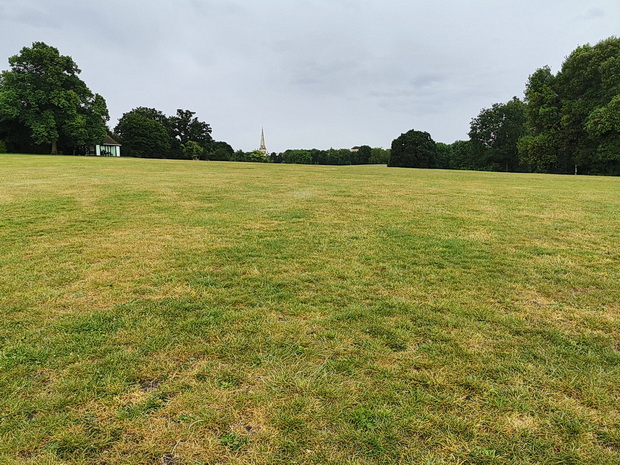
103,134 -> 121,146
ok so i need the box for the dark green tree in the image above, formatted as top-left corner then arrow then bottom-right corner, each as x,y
114,109 -> 171,158
369,147 -> 390,164
208,141 -> 234,161
170,109 -> 212,157
0,42 -> 109,154
449,140 -> 474,170
520,37 -> 620,174
245,150 -> 270,162
0,117 -> 46,153
282,149 -> 312,164
182,140 -> 204,160
171,109 -> 211,144
314,149 -> 328,165
435,142 -> 452,169
556,37 -> 620,174
231,150 -> 245,162
469,97 -> 527,172
518,66 -> 562,172
327,148 -> 353,165
231,150 -> 269,163
585,95 -> 620,174
114,107 -> 215,160
131,107 -> 167,124
351,145 -> 371,164
388,129 -> 437,168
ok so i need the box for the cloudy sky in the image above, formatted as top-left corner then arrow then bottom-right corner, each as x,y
1,0 -> 619,152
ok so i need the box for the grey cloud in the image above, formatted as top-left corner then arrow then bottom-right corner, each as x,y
369,89 -> 417,99
0,2 -> 58,30
290,76 -> 323,87
584,8 -> 605,19
288,57 -> 365,93
189,0 -> 247,16
2,0 -> 620,152
410,73 -> 446,88
316,0 -> 361,9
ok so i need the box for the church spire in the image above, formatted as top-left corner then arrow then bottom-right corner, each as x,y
259,127 -> 268,154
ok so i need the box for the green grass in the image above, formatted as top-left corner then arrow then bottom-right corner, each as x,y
0,154 -> 619,464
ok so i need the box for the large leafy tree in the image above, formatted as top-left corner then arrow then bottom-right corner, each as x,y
351,145 -> 371,165
518,66 -> 562,172
449,140 -> 474,170
169,109 -> 213,159
585,95 -> 620,173
469,97 -> 526,172
170,109 -> 212,147
115,107 -> 214,159
208,141 -> 234,161
558,37 -> 620,174
435,142 -> 453,169
388,129 -> 437,168
0,117 -> 46,153
0,42 -> 108,154
114,108 -> 171,158
520,37 -> 620,174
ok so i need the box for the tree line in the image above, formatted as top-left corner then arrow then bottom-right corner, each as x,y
270,147 -> 390,165
1,39 -> 618,175
391,37 -> 619,175
114,106 -> 233,161
113,109 -> 391,164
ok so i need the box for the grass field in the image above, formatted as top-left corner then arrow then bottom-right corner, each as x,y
0,155 -> 619,465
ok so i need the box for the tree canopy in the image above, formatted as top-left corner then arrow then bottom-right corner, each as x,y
282,149 -> 313,164
0,42 -> 109,154
351,145 -> 371,165
519,37 -> 620,174
468,97 -> 526,172
114,108 -> 171,158
170,109 -> 212,147
209,141 -> 234,161
114,107 -> 213,159
388,129 -> 437,168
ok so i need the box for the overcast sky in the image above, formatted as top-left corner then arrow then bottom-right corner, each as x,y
1,1 -> 619,152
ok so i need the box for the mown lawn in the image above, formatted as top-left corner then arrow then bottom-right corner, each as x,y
0,155 -> 619,465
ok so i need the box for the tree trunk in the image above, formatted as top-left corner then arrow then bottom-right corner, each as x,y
51,140 -> 58,155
